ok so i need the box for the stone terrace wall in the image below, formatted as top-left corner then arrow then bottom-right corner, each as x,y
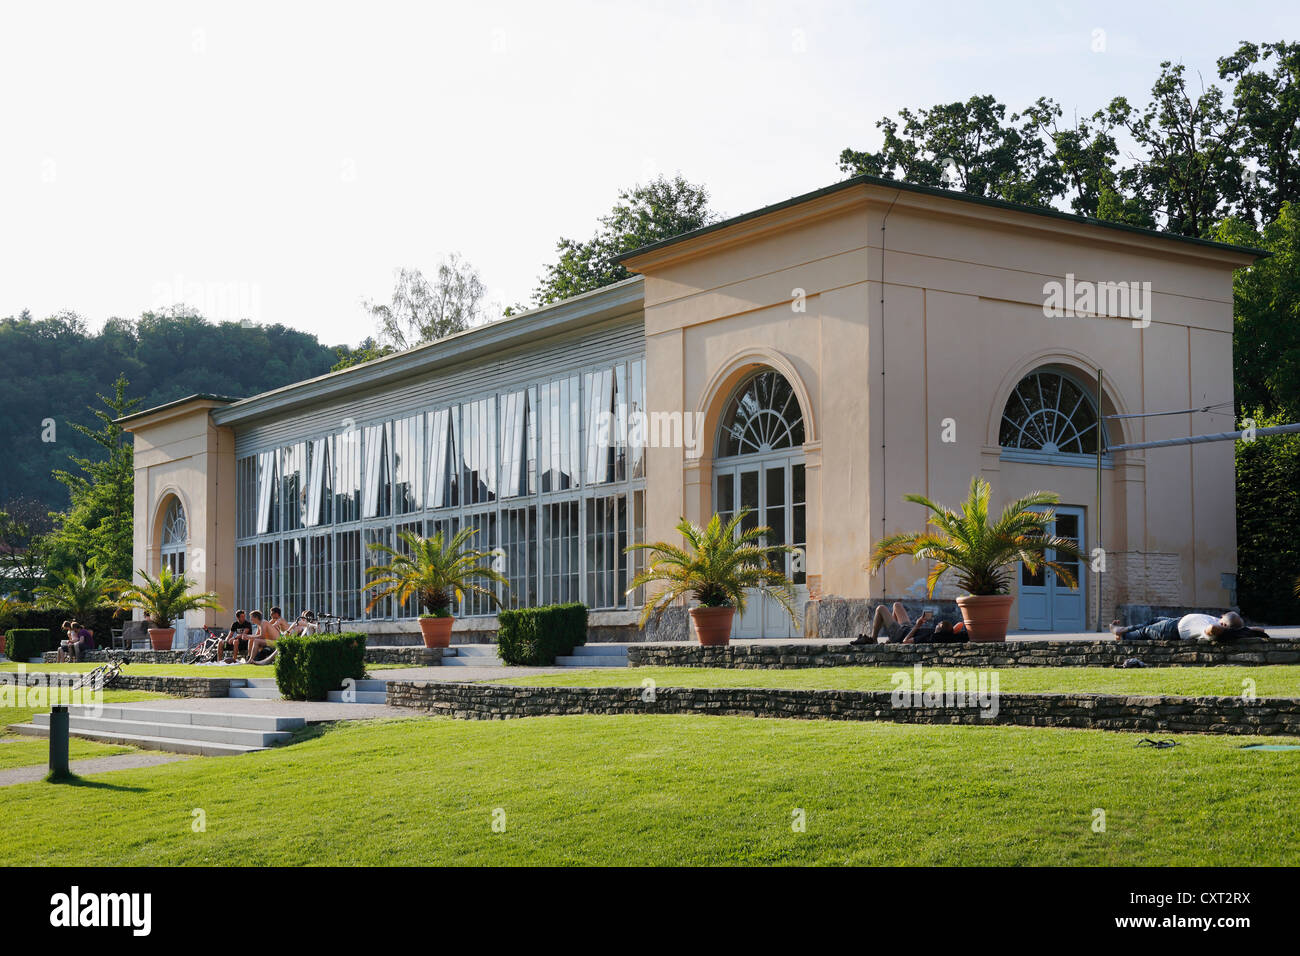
43,649 -> 190,664
626,638 -> 1299,669
5,671 -> 235,698
366,646 -> 442,665
387,681 -> 1300,736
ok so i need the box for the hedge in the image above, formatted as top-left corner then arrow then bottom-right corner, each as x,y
274,632 -> 368,702
497,603 -> 588,666
4,628 -> 60,662
1236,425 -> 1300,624
4,607 -> 120,641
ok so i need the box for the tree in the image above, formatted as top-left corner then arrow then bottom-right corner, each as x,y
365,253 -> 490,355
34,563 -> 122,623
45,374 -> 140,580
1214,202 -> 1300,420
532,175 -> 718,306
838,95 -> 1064,207
1218,41 -> 1300,226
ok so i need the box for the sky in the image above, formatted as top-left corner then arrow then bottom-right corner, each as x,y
1,0 -> 1296,347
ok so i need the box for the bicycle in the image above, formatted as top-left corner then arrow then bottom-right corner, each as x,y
315,613 -> 344,634
71,655 -> 128,693
182,628 -> 226,665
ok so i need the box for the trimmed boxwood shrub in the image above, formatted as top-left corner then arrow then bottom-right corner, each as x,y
497,603 -> 588,666
4,628 -> 59,662
274,632 -> 368,702
5,608 -> 120,643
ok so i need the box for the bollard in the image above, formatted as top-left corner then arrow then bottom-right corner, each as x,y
49,705 -> 70,778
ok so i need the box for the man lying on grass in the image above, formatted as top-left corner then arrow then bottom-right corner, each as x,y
1111,610 -> 1268,643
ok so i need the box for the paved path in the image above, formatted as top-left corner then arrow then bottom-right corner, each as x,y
0,752 -> 190,787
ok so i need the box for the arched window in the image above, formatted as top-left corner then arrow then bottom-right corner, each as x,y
716,370 -> 806,459
999,370 -> 1107,457
160,498 -> 187,575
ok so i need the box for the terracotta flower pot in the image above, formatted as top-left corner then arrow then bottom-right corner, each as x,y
690,606 -> 735,646
148,627 -> 176,651
419,616 -> 454,648
956,594 -> 1015,643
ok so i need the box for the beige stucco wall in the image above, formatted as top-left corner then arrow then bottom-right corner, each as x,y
125,401 -> 236,628
629,183 -> 1250,629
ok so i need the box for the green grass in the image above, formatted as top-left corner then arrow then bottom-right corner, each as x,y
0,737 -> 133,770
1,714 -> 1296,866
495,665 -> 1300,697
0,662 -> 407,680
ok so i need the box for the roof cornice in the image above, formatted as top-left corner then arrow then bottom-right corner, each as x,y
618,174 -> 1268,273
211,276 -> 645,427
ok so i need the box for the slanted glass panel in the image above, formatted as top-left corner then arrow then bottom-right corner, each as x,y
256,449 -> 280,534
362,422 -> 392,519
539,375 -> 579,492
500,505 -> 537,609
258,540 -> 280,612
393,413 -> 425,515
236,456 -> 257,538
334,427 -> 362,524
459,510 -> 499,617
540,499 -> 579,604
584,367 -> 616,486
236,544 -> 257,613
282,443 -> 306,532
305,437 -> 332,528
283,536 -> 307,616
363,526 -> 392,619
308,534 -> 332,615
334,530 -> 362,621
585,493 -> 627,609
717,370 -> 805,458
426,407 -> 459,510
394,521 -> 424,618
999,371 -> 1106,456
500,388 -> 537,499
460,397 -> 497,506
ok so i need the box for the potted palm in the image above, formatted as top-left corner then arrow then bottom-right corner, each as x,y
868,477 -> 1082,642
118,567 -> 223,650
364,528 -> 509,648
34,563 -> 122,631
627,510 -> 797,645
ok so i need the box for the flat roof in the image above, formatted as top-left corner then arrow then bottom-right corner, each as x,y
616,172 -> 1270,264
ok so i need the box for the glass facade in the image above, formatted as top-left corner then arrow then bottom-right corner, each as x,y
234,357 -> 647,620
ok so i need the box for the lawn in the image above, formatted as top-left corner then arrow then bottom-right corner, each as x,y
495,665 -> 1300,697
2,714 -> 1296,866
0,737 -> 133,771
0,662 -> 406,680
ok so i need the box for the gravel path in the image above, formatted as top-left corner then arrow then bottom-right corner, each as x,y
0,752 -> 190,787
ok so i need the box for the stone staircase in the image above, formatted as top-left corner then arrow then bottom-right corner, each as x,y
227,677 -> 281,699
439,644 -> 504,667
8,704 -> 304,756
556,645 -> 629,667
324,679 -> 389,704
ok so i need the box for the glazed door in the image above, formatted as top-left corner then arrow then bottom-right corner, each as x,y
1017,506 -> 1086,632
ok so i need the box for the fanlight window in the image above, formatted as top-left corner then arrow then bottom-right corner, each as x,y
1000,371 -> 1106,456
717,371 -> 806,459
162,499 -> 187,549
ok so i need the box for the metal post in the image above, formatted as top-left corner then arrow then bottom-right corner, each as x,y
1095,368 -> 1104,631
49,705 -> 69,778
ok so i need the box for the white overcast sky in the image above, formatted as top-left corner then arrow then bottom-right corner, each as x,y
1,1 -> 1295,347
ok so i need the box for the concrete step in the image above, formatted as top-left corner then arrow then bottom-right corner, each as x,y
243,678 -> 279,688
228,686 -> 282,699
31,712 -> 293,748
440,656 -> 503,667
447,644 -> 499,657
61,704 -> 305,731
569,645 -> 630,656
555,654 -> 627,667
324,690 -> 387,704
7,722 -> 264,757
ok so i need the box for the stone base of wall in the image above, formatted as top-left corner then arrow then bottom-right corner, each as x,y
365,646 -> 442,665
807,597 -> 963,640
5,671 -> 235,697
387,681 -> 1300,736
43,650 -> 191,664
626,637 -> 1299,669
